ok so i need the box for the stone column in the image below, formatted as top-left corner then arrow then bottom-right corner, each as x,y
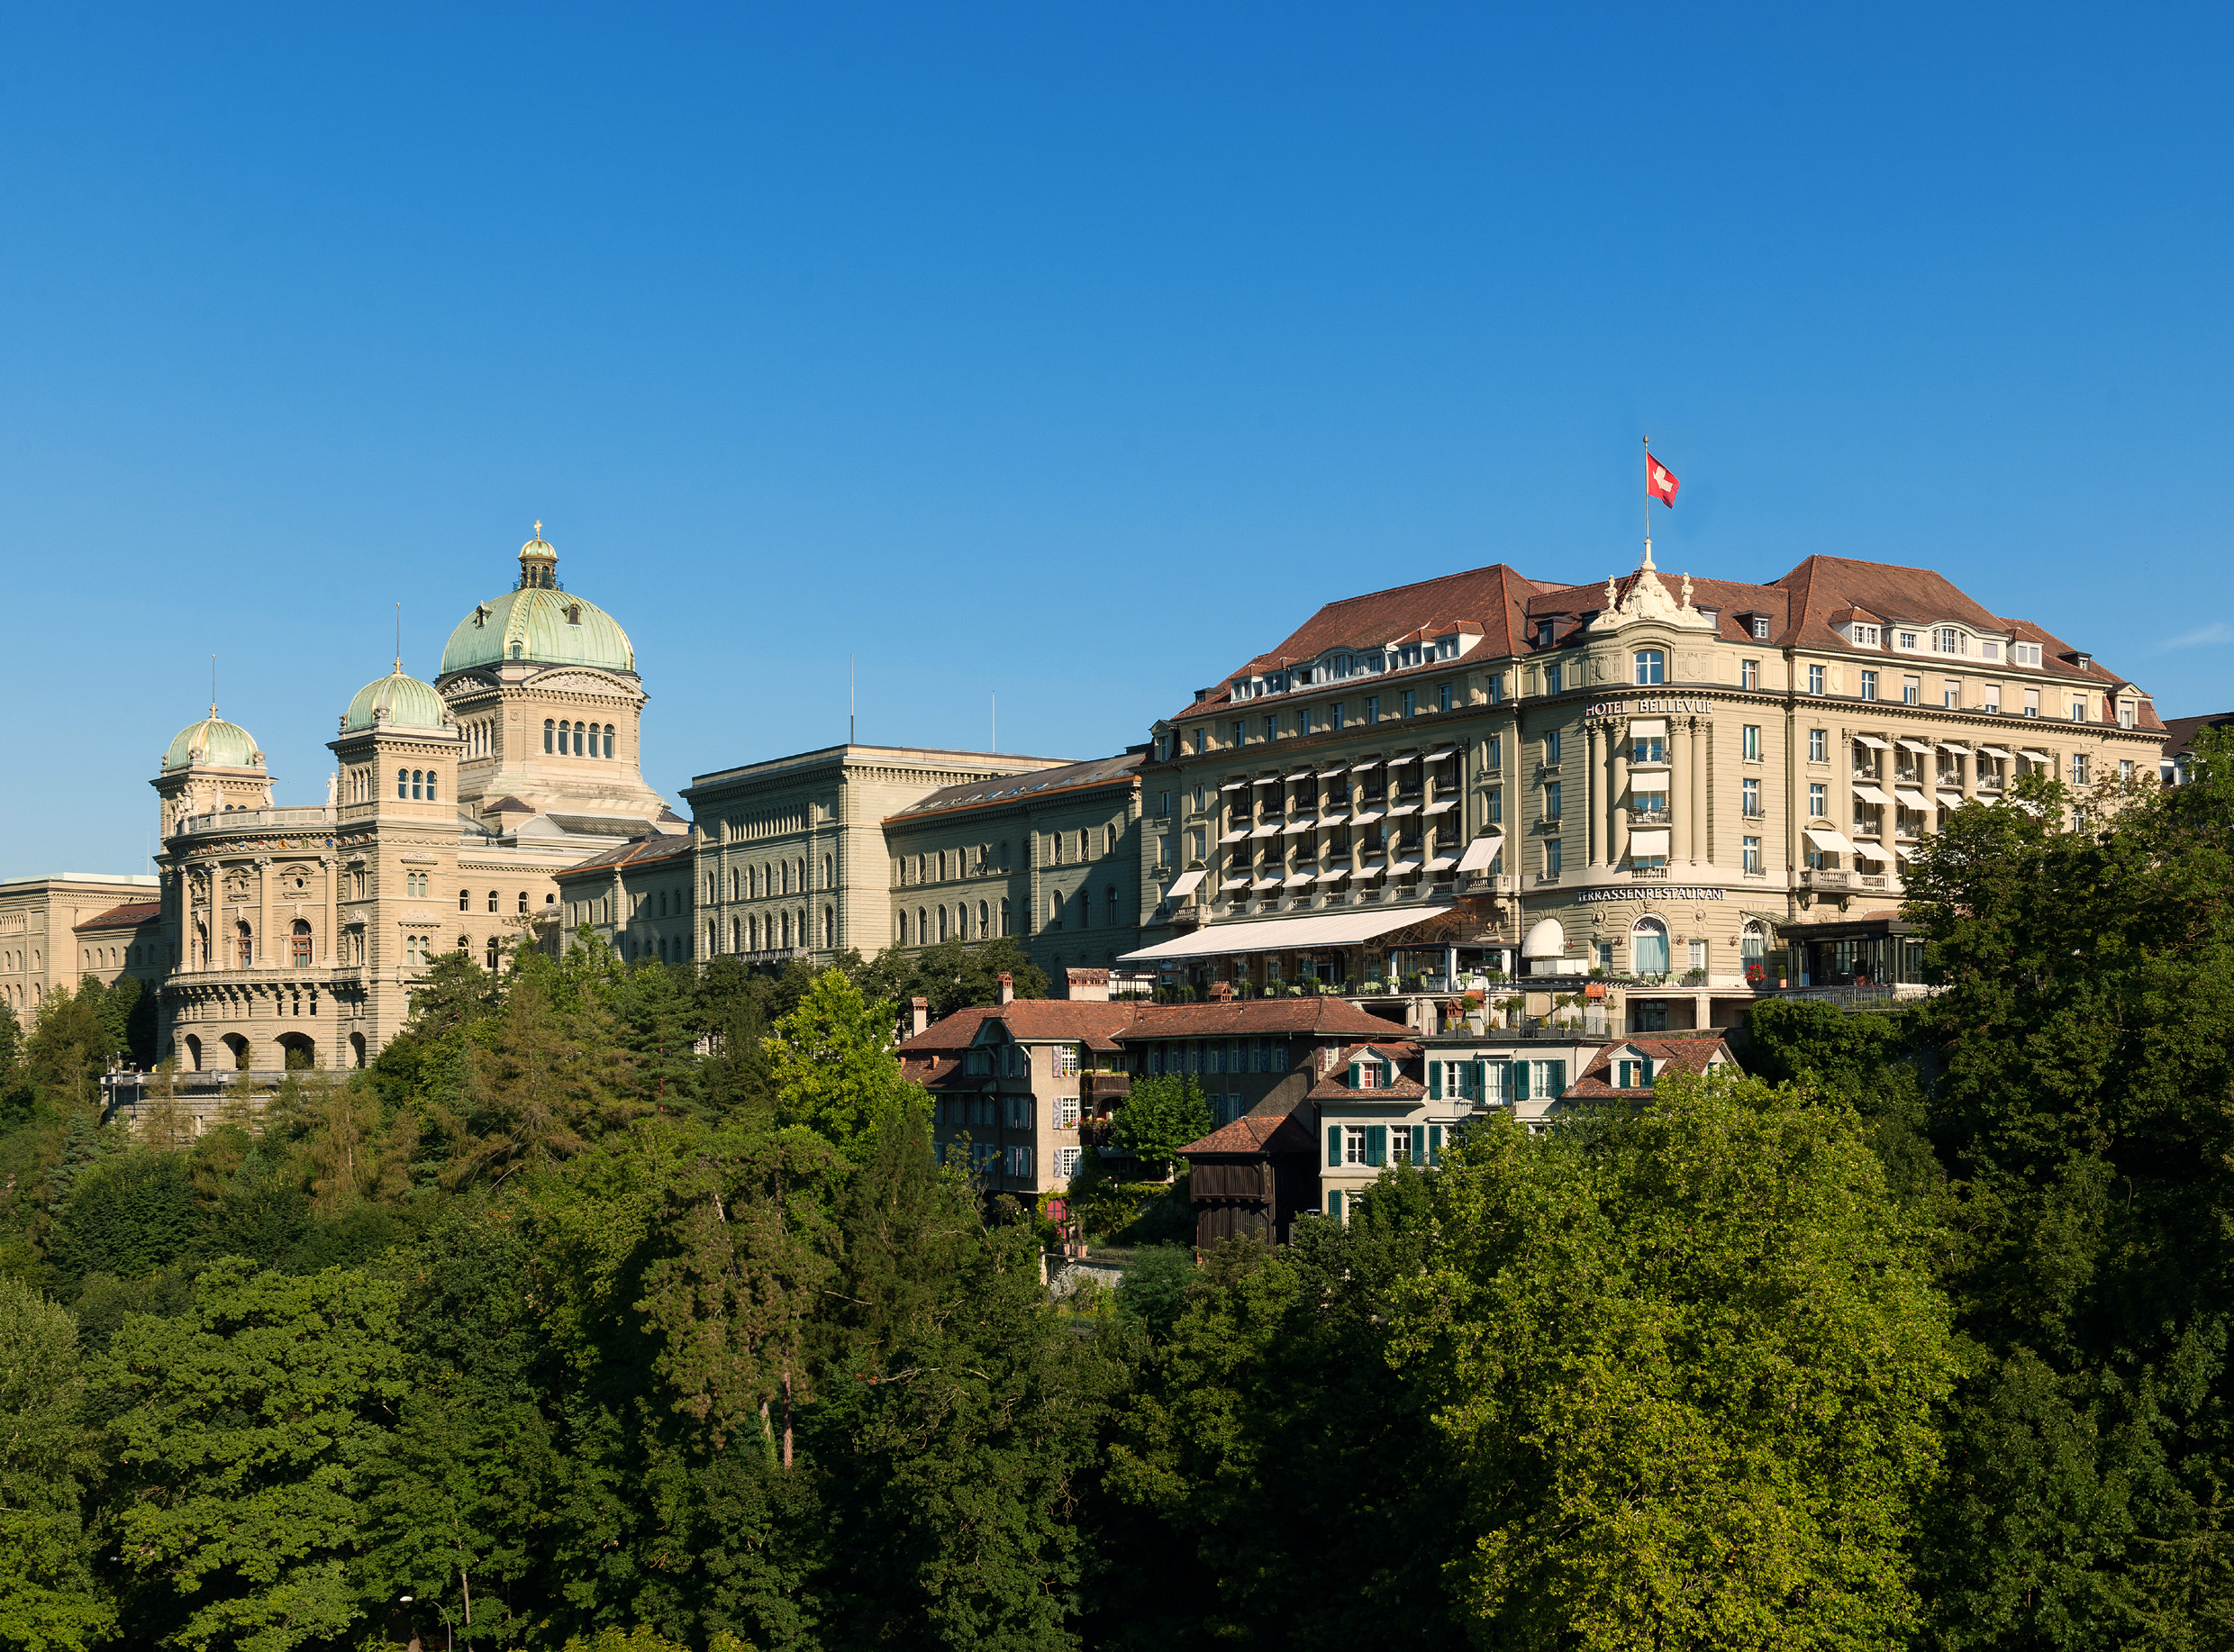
1836,733 -> 1855,864
1670,724 -> 1690,866
256,858 -> 272,974
1690,719 -> 1709,867
322,856 -> 337,966
1961,747 -> 1977,802
1585,724 -> 1603,867
1612,742 -> 1631,866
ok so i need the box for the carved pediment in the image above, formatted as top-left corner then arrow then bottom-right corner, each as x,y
522,667 -> 637,696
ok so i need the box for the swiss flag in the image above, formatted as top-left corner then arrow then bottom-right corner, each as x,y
1647,454 -> 1680,505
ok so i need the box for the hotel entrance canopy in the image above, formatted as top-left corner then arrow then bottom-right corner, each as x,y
1118,906 -> 1439,966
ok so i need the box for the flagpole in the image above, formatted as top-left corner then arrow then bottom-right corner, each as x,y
1642,434 -> 1651,559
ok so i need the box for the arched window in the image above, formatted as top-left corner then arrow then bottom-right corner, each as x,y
916,907 -> 928,945
570,723 -> 583,756
780,912 -> 792,949
1741,920 -> 1768,981
1049,891 -> 1064,928
603,725 -> 614,758
998,840 -> 1008,870
730,917 -> 740,951
822,907 -> 834,949
517,892 -> 529,913
236,921 -> 253,968
1107,885 -> 1119,925
1000,897 -> 1012,936
459,887 -> 470,912
1630,917 -> 1670,976
823,854 -> 833,890
978,900 -> 989,939
426,772 -> 437,803
487,890 -> 499,913
544,719 -> 555,753
486,937 -> 501,970
938,905 -> 949,941
290,919 -> 312,967
729,869 -> 739,900
1105,824 -> 1116,856
1634,649 -> 1666,686
396,767 -> 408,799
749,915 -> 760,950
899,911 -> 910,945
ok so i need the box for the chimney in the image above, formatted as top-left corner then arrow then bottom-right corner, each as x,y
910,996 -> 930,1038
1209,979 -> 1234,1003
996,972 -> 1014,1005
1065,967 -> 1110,1003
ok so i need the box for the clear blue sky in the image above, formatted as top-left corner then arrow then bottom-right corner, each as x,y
5,4 -> 2228,878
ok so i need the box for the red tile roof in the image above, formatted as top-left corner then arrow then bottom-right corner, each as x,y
75,902 -> 164,931
886,750 -> 1144,822
1112,998 -> 1412,1041
1564,1037 -> 1734,1098
895,1000 -> 1147,1056
555,831 -> 698,881
1177,1109 -> 1320,1157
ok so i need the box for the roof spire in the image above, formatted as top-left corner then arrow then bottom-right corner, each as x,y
518,521 -> 558,590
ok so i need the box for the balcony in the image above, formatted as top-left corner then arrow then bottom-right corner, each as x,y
177,805 -> 338,837
1801,868 -> 1854,893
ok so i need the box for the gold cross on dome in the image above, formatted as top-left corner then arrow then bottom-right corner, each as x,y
533,520 -> 542,537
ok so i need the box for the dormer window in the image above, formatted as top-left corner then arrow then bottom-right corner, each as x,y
1634,649 -> 1665,686
1978,640 -> 2002,661
1934,626 -> 1963,655
1749,615 -> 1770,640
1537,621 -> 1556,649
566,604 -> 582,625
2012,643 -> 2043,667
1896,631 -> 1920,650
1848,623 -> 1881,648
472,604 -> 491,628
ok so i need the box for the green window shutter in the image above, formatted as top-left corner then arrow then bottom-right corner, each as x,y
1348,1061 -> 1359,1089
1429,1123 -> 1443,1166
1642,1057 -> 1655,1088
1327,1125 -> 1342,1167
1430,1062 -> 1443,1100
1366,1124 -> 1386,1166
1471,1058 -> 1486,1099
1327,1189 -> 1343,1221
1551,1060 -> 1567,1095
1512,1061 -> 1529,1101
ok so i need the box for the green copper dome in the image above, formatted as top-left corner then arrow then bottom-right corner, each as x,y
344,665 -> 448,732
164,710 -> 262,771
438,528 -> 637,677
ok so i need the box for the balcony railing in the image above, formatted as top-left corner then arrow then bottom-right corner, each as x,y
177,805 -> 338,837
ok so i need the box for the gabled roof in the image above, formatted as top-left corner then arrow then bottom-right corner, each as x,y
1112,997 -> 1412,1041
555,831 -> 697,881
1564,1037 -> 1734,1099
1176,1109 -> 1320,1157
895,1000 -> 1147,1056
75,901 -> 164,932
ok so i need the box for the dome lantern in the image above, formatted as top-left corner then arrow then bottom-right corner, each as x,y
518,520 -> 558,590
439,525 -> 637,677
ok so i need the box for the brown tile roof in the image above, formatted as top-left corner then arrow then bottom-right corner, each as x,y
1177,1108 -> 1320,1157
895,1000 -> 1148,1056
1168,564 -> 1550,719
1564,1036 -> 1734,1098
1112,998 -> 1413,1041
76,901 -> 164,931
887,750 -> 1144,822
2161,713 -> 2234,758
555,831 -> 698,881
1307,1069 -> 1430,1102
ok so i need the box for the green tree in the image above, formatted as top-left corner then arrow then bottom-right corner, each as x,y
23,990 -> 114,1113
0,1277 -> 112,1651
48,1149 -> 200,1297
1394,1074 -> 1957,1650
450,974 -> 638,1187
97,1257 -> 408,1650
1108,1074 -> 1213,1167
612,960 -> 706,1114
856,938 -> 1049,1021
766,969 -> 909,1159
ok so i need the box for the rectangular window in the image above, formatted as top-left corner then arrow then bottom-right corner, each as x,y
2072,754 -> 2090,785
1742,777 -> 1762,816
1437,683 -> 1452,713
1232,720 -> 1247,748
1807,664 -> 1826,695
1809,782 -> 1827,817
1984,685 -> 2002,713
1860,670 -> 1878,700
1489,673 -> 1504,703
2024,688 -> 2040,718
1807,728 -> 1826,763
1486,787 -> 1502,824
1544,730 -> 1562,765
1265,714 -> 1278,742
1054,1147 -> 1080,1179
1546,664 -> 1563,694
1344,1125 -> 1370,1165
1742,835 -> 1762,872
1056,1095 -> 1080,1127
1055,1045 -> 1079,1077
1400,690 -> 1416,718
1367,696 -> 1380,724
1191,727 -> 1205,755
2071,699 -> 2087,722
1742,724 -> 1761,761
1945,681 -> 1961,708
1331,702 -> 1345,732
1544,780 -> 1562,820
1546,839 -> 1563,876
1596,941 -> 1614,971
2120,759 -> 2134,781
1751,616 -> 1771,640
1487,734 -> 1503,769
1740,658 -> 1759,690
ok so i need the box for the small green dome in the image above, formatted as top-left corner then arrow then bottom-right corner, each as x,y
164,710 -> 262,771
438,528 -> 636,677
344,665 -> 448,732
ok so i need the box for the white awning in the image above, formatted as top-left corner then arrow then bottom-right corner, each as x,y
1349,758 -> 1383,772
1852,841 -> 1891,864
1386,857 -> 1422,875
1251,875 -> 1282,890
1977,745 -> 2012,759
1220,779 -> 1249,792
1854,734 -> 1890,750
1894,787 -> 1932,810
1937,789 -> 1965,806
1424,856 -> 1458,872
1892,843 -> 1917,862
1319,809 -> 1351,825
1285,767 -> 1315,782
1627,827 -> 1671,857
1163,870 -> 1205,899
1805,828 -> 1857,852
1630,717 -> 1668,739
1350,807 -> 1385,825
1281,817 -> 1316,834
1351,862 -> 1386,880
1384,802 -> 1420,818
1425,744 -> 1458,759
1314,867 -> 1351,885
1220,828 -> 1250,844
1315,763 -> 1349,779
1938,741 -> 1972,755
1282,872 -> 1316,888
1456,833 -> 1503,872
2020,748 -> 2053,763
1220,876 -> 1251,891
1254,774 -> 1282,786
1521,917 -> 1567,958
1423,799 -> 1458,814
1853,784 -> 1893,806
1897,738 -> 1935,754
1117,903 -> 1458,965
1386,751 -> 1421,766
1249,822 -> 1283,838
